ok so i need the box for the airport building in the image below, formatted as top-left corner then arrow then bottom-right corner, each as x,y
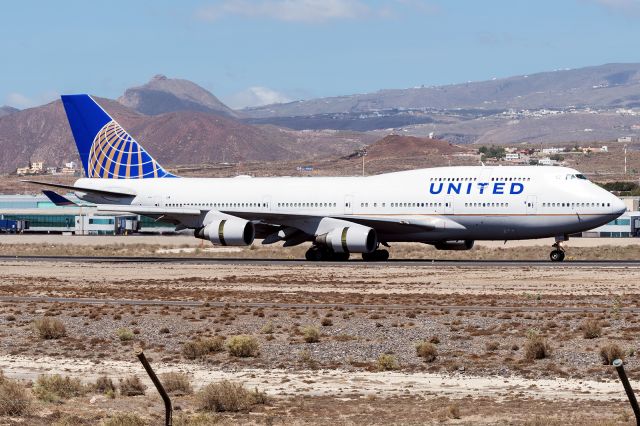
0,195 -> 175,235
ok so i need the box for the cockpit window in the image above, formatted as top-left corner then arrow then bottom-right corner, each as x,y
566,173 -> 588,180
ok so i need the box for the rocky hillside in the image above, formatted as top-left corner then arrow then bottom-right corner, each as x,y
0,98 -> 368,174
118,74 -> 238,118
0,106 -> 19,118
244,63 -> 640,118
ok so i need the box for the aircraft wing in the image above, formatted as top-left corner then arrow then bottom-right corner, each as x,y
222,211 -> 466,234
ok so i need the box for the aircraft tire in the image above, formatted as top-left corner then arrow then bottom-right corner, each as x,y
362,249 -> 390,262
550,249 -> 565,262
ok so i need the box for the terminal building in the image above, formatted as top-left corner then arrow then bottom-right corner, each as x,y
0,194 -> 175,235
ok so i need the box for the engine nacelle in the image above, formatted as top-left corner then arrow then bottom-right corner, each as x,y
316,225 -> 377,254
196,219 -> 255,246
434,240 -> 475,251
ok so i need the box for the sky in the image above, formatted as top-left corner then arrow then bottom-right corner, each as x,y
1,0 -> 639,109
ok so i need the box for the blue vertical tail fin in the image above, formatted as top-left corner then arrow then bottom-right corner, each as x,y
60,94 -> 177,179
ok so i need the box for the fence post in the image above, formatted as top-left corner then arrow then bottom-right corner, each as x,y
613,358 -> 640,426
136,349 -> 172,426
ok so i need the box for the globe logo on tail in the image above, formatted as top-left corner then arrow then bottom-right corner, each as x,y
88,121 -> 174,179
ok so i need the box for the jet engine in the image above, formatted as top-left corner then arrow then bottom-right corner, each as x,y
434,240 -> 475,251
196,219 -> 255,246
316,225 -> 377,253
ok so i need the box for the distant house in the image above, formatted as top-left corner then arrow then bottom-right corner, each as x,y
538,157 -> 556,166
541,147 -> 561,154
618,136 -> 632,143
16,167 -> 30,175
505,153 -> 520,161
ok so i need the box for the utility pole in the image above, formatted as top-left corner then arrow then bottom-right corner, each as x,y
361,148 -> 367,176
625,144 -> 628,175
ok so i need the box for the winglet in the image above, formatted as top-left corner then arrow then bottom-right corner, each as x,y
42,190 -> 77,206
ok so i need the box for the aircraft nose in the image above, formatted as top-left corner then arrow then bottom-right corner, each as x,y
612,195 -> 626,215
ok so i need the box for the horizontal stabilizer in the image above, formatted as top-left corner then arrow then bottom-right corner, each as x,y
22,180 -> 136,198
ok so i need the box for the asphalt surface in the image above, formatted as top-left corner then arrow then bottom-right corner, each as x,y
1,255 -> 640,267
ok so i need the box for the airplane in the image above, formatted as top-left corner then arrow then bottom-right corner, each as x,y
27,94 -> 627,262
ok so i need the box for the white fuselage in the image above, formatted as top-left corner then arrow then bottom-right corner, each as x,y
75,165 -> 626,243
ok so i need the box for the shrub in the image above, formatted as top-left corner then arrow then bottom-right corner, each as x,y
182,337 -> 225,360
119,376 -> 146,396
197,380 -> 267,412
416,341 -> 438,362
101,413 -> 147,426
321,318 -> 333,327
524,333 -> 551,360
582,319 -> 602,339
0,372 -> 31,416
94,375 -> 116,395
34,317 -> 66,339
485,341 -> 500,351
173,413 -> 220,426
116,328 -> 134,342
33,374 -> 85,403
226,335 -> 259,357
261,322 -> 274,334
160,372 -> 192,395
302,326 -> 320,343
376,354 -> 399,371
600,343 -> 625,365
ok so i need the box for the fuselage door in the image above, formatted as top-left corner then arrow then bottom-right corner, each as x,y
526,195 -> 537,215
262,196 -> 271,212
344,195 -> 353,215
444,197 -> 454,215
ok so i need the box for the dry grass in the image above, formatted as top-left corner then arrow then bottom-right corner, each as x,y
33,374 -> 85,403
33,317 -> 66,339
116,327 -> 134,341
0,371 -> 31,416
524,333 -> 551,360
302,326 -> 321,343
160,372 -> 193,395
226,335 -> 260,357
197,380 -> 267,412
182,336 -> 225,360
93,375 -> 116,396
582,319 -> 602,339
600,343 -> 624,365
101,413 -> 148,426
173,413 -> 221,426
376,354 -> 399,371
119,376 -> 146,396
416,341 -> 438,362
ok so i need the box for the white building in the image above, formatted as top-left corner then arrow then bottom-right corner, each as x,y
618,136 -> 632,143
505,153 -> 520,161
538,157 -> 556,166
541,147 -> 561,154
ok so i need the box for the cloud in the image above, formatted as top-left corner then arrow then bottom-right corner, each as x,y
224,86 -> 293,109
585,0 -> 640,15
195,0 -> 435,23
5,91 -> 59,109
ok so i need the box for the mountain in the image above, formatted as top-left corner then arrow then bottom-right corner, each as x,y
244,63 -> 640,118
0,98 -> 368,174
118,74 -> 238,118
0,106 -> 19,118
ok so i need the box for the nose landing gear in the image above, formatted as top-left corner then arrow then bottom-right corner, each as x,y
550,241 -> 566,262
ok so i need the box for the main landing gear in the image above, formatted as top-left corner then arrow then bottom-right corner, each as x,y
304,246 -> 350,262
304,246 -> 390,262
549,240 -> 566,262
361,249 -> 390,262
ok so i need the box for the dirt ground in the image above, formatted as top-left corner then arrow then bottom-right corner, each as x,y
0,242 -> 639,424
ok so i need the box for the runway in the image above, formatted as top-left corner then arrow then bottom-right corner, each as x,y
1,255 -> 640,267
